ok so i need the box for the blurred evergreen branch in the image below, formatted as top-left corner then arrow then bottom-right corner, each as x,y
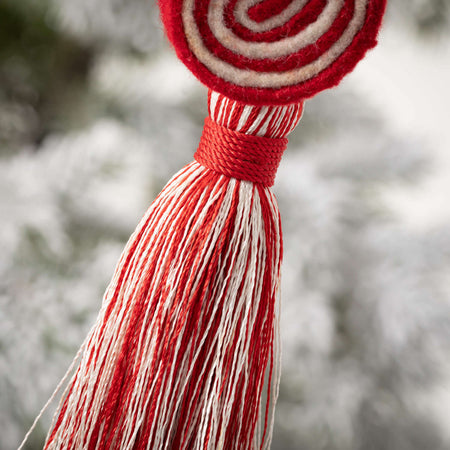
0,0 -> 93,151
390,0 -> 450,37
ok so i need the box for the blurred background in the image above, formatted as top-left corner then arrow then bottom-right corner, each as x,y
1,0 -> 450,449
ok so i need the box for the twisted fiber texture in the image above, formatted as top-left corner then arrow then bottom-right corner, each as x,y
207,90 -> 304,139
44,164 -> 282,450
38,91 -> 303,450
159,0 -> 387,104
195,90 -> 303,185
195,117 -> 287,186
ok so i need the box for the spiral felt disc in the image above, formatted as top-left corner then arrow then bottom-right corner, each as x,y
159,0 -> 386,105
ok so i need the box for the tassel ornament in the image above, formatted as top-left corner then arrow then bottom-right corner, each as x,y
21,1 -> 387,449
42,92 -> 303,450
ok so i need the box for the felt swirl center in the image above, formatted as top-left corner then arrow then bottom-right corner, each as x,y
161,0 -> 386,104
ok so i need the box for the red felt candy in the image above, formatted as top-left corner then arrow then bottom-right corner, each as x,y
159,0 -> 387,105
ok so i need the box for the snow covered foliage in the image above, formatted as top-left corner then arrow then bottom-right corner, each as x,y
274,92 -> 450,449
1,0 -> 449,449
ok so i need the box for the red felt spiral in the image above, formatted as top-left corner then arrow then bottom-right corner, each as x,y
159,0 -> 387,105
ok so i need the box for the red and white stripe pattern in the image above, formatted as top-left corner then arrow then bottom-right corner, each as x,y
34,92 -> 303,450
160,0 -> 386,104
207,90 -> 304,139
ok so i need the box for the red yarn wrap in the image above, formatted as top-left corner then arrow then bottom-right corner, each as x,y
195,117 -> 288,187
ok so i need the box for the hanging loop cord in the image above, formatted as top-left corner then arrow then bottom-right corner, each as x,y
195,116 -> 288,187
